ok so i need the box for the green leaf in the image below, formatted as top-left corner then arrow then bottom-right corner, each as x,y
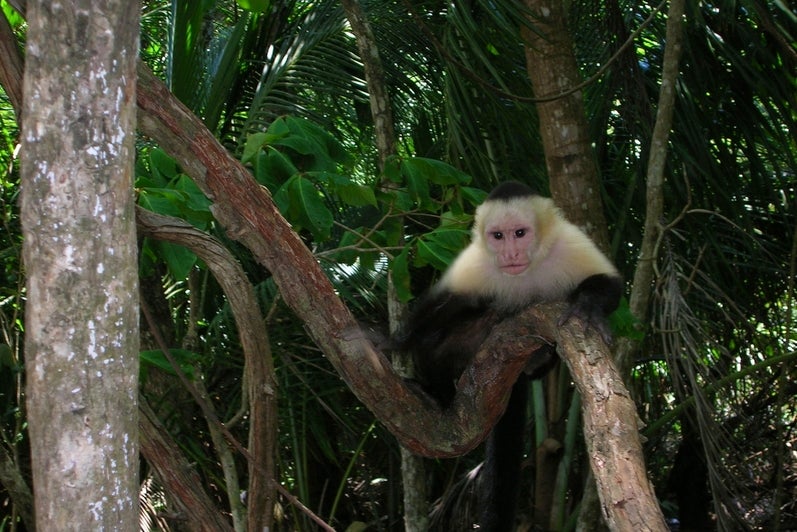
265,116 -> 351,173
336,230 -> 364,265
294,177 -> 333,239
320,173 -> 377,207
275,175 -> 333,240
148,148 -> 180,185
138,176 -> 212,231
429,226 -> 471,248
140,348 -> 198,379
266,116 -> 292,138
236,0 -> 270,12
286,116 -> 352,166
414,226 -> 470,270
137,189 -> 183,217
439,210 -> 473,228
402,157 -> 472,186
391,247 -> 413,302
400,159 -> 432,209
254,147 -> 299,187
242,132 -> 270,164
152,240 -> 198,281
415,239 -> 453,270
460,186 -> 489,207
173,175 -> 212,222
609,298 -> 645,341
1,2 -> 24,27
398,157 -> 472,210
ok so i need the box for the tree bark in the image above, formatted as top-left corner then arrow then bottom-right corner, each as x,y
20,0 -> 140,529
555,327 -> 668,532
521,0 -> 611,251
139,397 -> 234,532
0,10 -> 22,116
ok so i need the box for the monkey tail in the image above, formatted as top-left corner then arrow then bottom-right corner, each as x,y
479,375 -> 528,531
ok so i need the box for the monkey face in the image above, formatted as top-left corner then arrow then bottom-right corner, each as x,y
484,223 -> 534,275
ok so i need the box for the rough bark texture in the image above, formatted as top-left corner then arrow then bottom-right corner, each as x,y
20,1 -> 140,529
0,10 -> 22,116
521,0 -> 611,251
139,397 -> 234,532
555,327 -> 668,532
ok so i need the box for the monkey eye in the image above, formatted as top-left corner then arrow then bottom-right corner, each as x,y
515,229 -> 526,238
491,231 -> 504,240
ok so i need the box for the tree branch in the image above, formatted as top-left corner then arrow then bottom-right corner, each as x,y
554,326 -> 667,531
137,208 -> 278,531
139,397 -> 235,532
616,0 -> 686,376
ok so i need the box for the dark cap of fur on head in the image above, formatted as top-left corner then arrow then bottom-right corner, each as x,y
486,181 -> 536,201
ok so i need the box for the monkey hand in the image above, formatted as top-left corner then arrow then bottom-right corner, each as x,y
557,301 -> 614,345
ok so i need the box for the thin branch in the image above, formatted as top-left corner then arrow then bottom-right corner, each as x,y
616,0 -> 686,375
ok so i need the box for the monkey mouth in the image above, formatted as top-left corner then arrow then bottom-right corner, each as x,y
500,263 -> 529,275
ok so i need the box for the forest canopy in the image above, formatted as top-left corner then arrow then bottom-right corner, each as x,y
0,0 -> 795,531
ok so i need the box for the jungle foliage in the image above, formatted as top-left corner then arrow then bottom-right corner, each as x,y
0,0 -> 795,530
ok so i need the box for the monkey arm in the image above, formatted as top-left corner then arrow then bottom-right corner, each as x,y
559,273 -> 623,343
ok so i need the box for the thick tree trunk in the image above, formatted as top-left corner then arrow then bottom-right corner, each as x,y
20,1 -> 140,529
521,0 -> 611,250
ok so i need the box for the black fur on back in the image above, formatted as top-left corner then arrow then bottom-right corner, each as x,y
396,291 -> 500,406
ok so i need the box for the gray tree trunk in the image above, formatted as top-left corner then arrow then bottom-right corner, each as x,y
20,1 -> 140,529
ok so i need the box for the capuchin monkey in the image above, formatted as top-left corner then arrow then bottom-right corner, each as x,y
397,181 -> 622,531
